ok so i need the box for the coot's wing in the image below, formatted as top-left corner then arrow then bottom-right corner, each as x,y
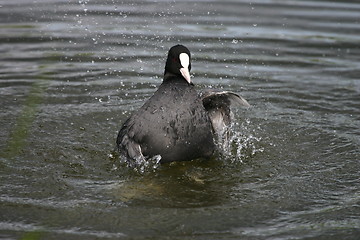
116,117 -> 146,167
201,90 -> 250,137
202,90 -> 250,108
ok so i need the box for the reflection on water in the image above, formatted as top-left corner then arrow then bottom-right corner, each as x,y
1,0 -> 360,239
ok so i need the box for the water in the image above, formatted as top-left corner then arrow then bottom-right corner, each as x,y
1,0 -> 359,239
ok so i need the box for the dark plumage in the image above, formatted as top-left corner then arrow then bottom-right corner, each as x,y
116,45 -> 249,166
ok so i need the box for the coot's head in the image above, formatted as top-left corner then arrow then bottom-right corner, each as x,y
164,45 -> 191,84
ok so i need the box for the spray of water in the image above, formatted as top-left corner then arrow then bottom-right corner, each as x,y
112,152 -> 162,174
214,119 -> 263,164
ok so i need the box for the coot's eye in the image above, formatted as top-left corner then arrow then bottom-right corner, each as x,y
172,57 -> 177,62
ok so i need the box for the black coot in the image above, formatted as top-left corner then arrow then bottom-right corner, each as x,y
116,45 -> 249,166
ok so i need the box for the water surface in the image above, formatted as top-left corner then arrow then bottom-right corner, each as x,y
0,0 -> 359,239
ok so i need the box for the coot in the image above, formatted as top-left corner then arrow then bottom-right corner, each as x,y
116,45 -> 249,166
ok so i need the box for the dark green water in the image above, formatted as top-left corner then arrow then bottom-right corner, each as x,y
1,0 -> 359,239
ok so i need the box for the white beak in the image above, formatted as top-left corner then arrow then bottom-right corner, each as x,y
179,53 -> 191,84
180,67 -> 191,84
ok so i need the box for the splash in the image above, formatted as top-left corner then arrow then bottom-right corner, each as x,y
121,154 -> 162,174
215,119 -> 264,163
108,151 -> 162,174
